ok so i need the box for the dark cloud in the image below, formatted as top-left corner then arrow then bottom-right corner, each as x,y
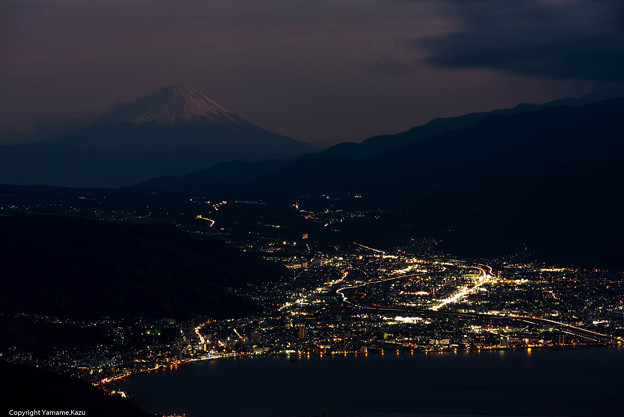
415,0 -> 624,81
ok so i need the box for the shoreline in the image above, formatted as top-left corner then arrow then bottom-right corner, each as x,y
102,342 -> 621,389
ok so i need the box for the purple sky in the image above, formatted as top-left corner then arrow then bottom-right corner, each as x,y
1,0 -> 622,144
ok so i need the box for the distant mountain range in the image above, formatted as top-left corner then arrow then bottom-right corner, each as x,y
140,96 -> 624,196
1,87 -> 621,189
300,89 -> 624,161
135,95 -> 624,267
0,86 -> 314,187
2,90 -> 624,266
333,129 -> 624,267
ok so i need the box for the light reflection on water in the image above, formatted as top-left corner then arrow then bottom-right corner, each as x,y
114,347 -> 624,417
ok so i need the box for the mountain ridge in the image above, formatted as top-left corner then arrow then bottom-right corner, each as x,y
138,97 -> 624,196
53,85 -> 313,154
97,85 -> 239,127
0,215 -> 285,318
0,85 -> 315,187
312,90 -> 624,160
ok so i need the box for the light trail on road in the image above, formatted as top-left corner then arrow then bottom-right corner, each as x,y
196,215 -> 215,227
233,328 -> 243,340
336,261 -> 622,345
353,242 -> 385,254
194,325 -> 205,344
280,271 -> 351,312
431,265 -> 493,311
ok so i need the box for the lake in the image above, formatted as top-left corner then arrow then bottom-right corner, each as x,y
114,347 -> 624,417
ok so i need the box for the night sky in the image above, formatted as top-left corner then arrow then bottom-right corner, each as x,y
1,0 -> 623,144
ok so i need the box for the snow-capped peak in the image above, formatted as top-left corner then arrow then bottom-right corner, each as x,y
101,85 -> 240,126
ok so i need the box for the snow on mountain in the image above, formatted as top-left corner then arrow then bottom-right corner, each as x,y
100,85 -> 240,127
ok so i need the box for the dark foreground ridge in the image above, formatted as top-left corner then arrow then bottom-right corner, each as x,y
1,360 -> 149,417
0,215 -> 284,319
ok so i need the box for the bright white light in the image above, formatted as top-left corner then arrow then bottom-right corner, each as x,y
431,267 -> 494,311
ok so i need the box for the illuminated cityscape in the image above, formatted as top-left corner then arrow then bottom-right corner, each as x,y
2,1 -> 624,415
2,192 -> 622,395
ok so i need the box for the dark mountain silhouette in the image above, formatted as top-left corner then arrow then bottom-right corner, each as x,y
136,93 -> 624,192
310,91 -> 624,160
0,114 -> 97,145
54,85 -> 313,155
0,86 -> 314,187
136,97 -> 624,267
140,97 -> 624,197
443,143 -> 624,267
0,143 -> 215,187
1,361 -> 149,417
339,138 -> 624,267
2,94 -> 623,267
136,158 -> 290,193
0,216 -> 284,319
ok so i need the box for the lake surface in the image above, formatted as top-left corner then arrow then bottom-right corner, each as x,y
114,347 -> 624,417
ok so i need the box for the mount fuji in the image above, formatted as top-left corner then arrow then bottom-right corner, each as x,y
0,86 -> 315,187
54,85 -> 313,155
100,85 -> 241,127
